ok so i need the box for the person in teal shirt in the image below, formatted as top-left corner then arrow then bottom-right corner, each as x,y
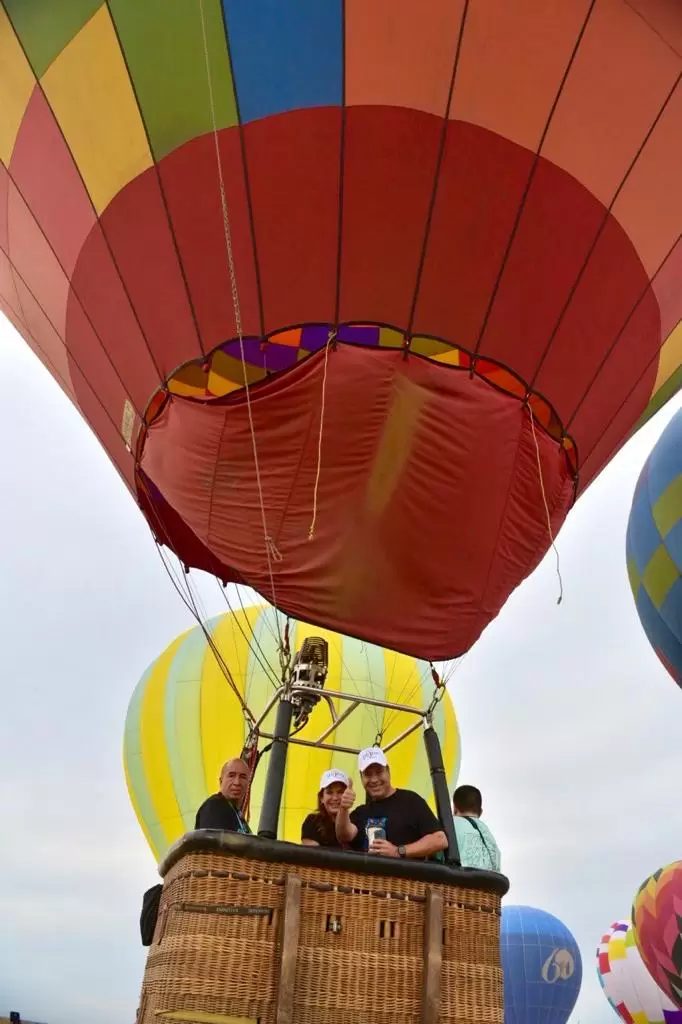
452,785 -> 501,871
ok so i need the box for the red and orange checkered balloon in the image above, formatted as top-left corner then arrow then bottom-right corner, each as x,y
633,862 -> 682,1009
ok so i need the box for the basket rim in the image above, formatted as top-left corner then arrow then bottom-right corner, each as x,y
159,831 -> 509,897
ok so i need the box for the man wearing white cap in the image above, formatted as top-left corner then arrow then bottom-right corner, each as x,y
335,747 -> 448,859
300,767 -> 350,848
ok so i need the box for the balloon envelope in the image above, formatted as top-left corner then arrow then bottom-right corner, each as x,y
123,605 -> 460,861
633,863 -> 682,1009
627,410 -> 682,687
2,3 -> 682,659
596,919 -> 682,1024
501,905 -> 582,1024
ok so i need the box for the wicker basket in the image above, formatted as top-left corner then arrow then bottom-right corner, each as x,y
137,833 -> 507,1024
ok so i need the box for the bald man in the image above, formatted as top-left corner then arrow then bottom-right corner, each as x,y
194,758 -> 252,833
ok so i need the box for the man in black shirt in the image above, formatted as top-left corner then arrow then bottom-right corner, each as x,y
335,746 -> 447,859
194,758 -> 251,833
140,758 -> 250,952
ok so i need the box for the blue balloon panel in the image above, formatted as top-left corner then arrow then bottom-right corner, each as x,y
502,905 -> 583,1024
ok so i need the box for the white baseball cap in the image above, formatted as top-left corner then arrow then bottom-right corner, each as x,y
358,747 -> 389,773
319,768 -> 349,791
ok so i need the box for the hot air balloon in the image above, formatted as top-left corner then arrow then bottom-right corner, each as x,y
627,410 -> 682,687
633,863 -> 682,1008
501,905 -> 582,1024
124,604 -> 461,861
2,2 -> 682,661
596,919 -> 682,1024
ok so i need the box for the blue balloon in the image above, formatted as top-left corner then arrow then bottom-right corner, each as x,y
502,905 -> 583,1024
626,408 -> 682,688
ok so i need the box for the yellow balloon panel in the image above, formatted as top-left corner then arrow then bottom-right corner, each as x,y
123,605 -> 461,862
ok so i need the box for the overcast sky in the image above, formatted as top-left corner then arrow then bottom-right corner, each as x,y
1,318 -> 680,1024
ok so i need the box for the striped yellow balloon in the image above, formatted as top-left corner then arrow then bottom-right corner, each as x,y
124,605 -> 461,862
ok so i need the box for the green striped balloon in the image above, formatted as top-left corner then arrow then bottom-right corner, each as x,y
124,605 -> 461,861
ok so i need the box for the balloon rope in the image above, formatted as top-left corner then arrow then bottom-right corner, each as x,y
527,405 -> 564,606
198,0 -> 284,639
308,329 -> 335,540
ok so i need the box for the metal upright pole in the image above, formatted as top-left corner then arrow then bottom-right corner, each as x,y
423,724 -> 461,867
258,696 -> 294,839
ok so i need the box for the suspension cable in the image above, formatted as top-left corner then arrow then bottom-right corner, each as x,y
198,0 -> 285,654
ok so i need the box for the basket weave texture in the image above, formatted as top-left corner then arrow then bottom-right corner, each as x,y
138,848 -> 503,1024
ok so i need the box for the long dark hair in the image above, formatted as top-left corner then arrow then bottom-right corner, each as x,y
311,790 -> 337,846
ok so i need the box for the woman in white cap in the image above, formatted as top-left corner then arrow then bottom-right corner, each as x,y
301,768 -> 350,848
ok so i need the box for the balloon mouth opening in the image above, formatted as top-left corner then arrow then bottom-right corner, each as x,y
136,320 -> 579,467
133,332 -> 578,660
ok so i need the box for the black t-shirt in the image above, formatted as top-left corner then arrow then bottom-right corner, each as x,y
301,813 -> 343,848
194,793 -> 251,833
349,789 -> 442,851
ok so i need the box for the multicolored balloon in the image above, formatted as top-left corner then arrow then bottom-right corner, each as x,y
633,863 -> 682,1008
124,604 -> 460,862
2,4 -> 682,661
596,919 -> 682,1024
627,410 -> 682,687
501,905 -> 582,1024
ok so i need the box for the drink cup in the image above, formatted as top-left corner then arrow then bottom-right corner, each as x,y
366,825 -> 386,849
